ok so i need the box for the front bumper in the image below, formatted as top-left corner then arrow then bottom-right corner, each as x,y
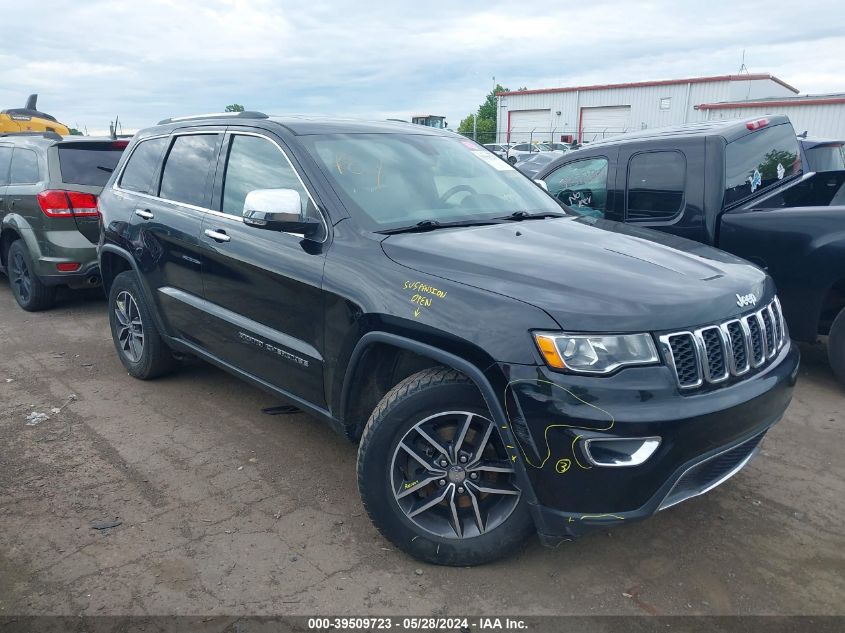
494,339 -> 799,543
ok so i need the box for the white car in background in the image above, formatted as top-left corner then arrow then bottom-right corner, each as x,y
482,143 -> 510,159
506,142 -> 552,164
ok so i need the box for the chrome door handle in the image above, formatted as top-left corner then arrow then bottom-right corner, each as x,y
134,209 -> 154,220
204,228 -> 231,243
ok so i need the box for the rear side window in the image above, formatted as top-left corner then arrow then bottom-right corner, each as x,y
58,143 -> 127,187
626,151 -> 685,221
725,123 -> 801,207
120,137 -> 167,193
0,146 -> 11,185
159,134 -> 219,207
10,148 -> 40,184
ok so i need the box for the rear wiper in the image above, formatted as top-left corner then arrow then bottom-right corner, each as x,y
96,165 -> 115,173
378,219 -> 502,235
499,210 -> 567,221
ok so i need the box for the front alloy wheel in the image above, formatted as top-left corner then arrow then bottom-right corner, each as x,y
391,410 -> 520,539
358,367 -> 534,566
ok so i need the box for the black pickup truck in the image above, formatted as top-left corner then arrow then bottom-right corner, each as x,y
536,116 -> 845,384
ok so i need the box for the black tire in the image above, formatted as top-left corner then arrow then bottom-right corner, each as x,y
828,307 -> 845,385
7,240 -> 56,311
108,271 -> 177,379
357,367 -> 534,566
507,156 -> 517,165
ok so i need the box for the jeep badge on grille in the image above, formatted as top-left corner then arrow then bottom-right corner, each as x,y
736,293 -> 758,308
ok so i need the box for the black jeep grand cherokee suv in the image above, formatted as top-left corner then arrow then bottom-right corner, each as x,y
98,112 -> 799,566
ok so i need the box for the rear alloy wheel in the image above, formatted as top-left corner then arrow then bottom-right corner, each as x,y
358,367 -> 534,566
108,271 -> 177,379
7,240 -> 56,311
113,290 -> 145,363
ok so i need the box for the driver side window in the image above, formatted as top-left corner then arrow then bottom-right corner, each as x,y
544,157 -> 608,218
222,135 -> 311,217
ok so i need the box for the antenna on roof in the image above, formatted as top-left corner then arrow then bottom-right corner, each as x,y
738,50 -> 749,75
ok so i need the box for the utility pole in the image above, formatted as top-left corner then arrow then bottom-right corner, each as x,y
472,114 -> 477,141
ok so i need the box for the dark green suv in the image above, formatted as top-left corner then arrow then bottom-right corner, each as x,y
0,132 -> 127,310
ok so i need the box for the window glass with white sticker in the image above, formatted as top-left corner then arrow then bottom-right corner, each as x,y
725,122 -> 801,207
301,133 -> 562,231
544,157 -> 609,219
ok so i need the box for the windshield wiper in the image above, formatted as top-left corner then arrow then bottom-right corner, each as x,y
378,219 -> 502,235
499,210 -> 567,221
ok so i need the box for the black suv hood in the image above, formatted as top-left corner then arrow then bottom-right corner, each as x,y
381,216 -> 770,332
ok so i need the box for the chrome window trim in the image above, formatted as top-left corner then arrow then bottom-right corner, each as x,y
112,129 -> 329,243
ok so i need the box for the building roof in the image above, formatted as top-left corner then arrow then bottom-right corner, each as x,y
496,74 -> 800,97
697,93 -> 845,110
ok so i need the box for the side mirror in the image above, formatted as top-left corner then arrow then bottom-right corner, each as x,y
534,179 -> 549,191
242,188 -> 320,237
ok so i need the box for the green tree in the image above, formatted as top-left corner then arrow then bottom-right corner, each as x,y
68,128 -> 83,136
458,84 -> 510,142
225,103 -> 245,112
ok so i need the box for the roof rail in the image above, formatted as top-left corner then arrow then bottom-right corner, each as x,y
157,111 -> 269,125
0,131 -> 63,141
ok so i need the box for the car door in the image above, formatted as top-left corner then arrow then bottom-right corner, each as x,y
123,130 -> 223,341
616,139 -> 706,241
196,129 -> 329,407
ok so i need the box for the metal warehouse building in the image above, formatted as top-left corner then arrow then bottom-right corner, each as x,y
496,73 -> 845,144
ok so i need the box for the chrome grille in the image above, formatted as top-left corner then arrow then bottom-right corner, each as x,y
660,298 -> 787,390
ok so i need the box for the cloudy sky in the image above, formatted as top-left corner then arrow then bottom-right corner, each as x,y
2,0 -> 843,134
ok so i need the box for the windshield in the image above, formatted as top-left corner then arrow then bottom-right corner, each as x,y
300,133 -> 562,230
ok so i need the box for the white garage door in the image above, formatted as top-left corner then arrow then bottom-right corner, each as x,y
580,106 -> 631,143
509,109 -> 552,143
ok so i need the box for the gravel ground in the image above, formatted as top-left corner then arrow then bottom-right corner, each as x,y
0,284 -> 842,617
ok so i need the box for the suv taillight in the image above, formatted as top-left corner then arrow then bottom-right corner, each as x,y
37,190 -> 100,218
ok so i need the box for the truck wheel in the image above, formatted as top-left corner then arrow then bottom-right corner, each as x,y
7,240 -> 56,311
828,307 -> 845,385
108,271 -> 177,379
357,367 -> 533,566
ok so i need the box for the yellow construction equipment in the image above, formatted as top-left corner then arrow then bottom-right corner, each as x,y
0,94 -> 71,135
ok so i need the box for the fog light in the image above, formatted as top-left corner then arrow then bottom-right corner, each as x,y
56,262 -> 81,272
584,437 -> 661,467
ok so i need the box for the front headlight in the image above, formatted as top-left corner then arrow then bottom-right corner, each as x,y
534,332 -> 660,374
